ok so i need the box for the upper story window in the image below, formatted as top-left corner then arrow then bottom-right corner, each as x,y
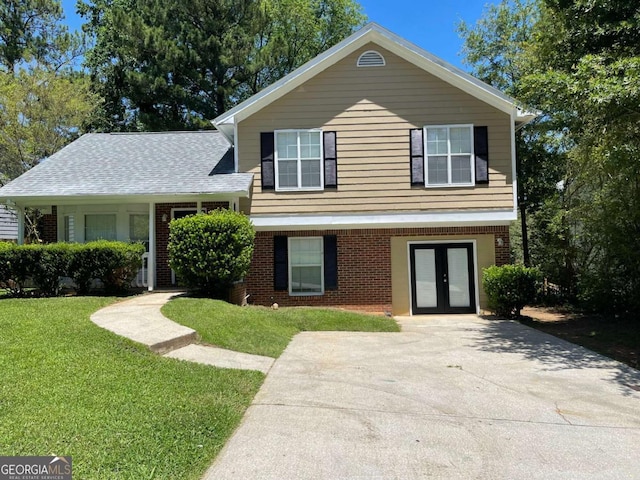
424,125 -> 474,186
275,130 -> 324,191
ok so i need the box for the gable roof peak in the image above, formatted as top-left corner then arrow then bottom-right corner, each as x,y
213,22 -> 536,139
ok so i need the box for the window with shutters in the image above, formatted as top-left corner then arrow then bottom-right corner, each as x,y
424,125 -> 474,186
275,130 -> 324,191
288,237 -> 324,295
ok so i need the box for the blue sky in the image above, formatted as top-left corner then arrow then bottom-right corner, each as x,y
60,0 -> 489,70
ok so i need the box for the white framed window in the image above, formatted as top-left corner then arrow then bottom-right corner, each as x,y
289,237 -> 324,295
85,214 -> 116,241
129,214 -> 149,251
424,125 -> 474,186
275,129 -> 323,191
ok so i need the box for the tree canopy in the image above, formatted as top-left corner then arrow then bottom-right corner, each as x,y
461,0 -> 640,313
79,0 -> 365,131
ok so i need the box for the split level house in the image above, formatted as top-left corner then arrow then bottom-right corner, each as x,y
0,23 -> 536,315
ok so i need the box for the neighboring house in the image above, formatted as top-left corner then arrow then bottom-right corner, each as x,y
0,205 -> 18,241
0,23 -> 535,314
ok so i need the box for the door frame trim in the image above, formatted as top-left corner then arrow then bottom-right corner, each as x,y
407,240 -> 479,315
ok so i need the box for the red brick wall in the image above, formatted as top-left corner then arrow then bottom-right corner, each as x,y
494,229 -> 510,266
246,225 -> 510,312
155,202 -> 229,287
39,206 -> 57,244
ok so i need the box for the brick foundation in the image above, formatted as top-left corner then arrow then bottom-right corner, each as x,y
246,225 -> 510,312
155,202 -> 229,287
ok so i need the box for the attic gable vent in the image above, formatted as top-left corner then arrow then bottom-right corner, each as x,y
357,50 -> 385,67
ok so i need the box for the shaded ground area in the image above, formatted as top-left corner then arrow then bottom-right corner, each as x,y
520,307 -> 639,372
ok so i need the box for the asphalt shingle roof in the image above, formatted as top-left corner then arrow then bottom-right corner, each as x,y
0,131 -> 253,199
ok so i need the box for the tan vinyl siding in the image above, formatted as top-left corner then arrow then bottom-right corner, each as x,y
238,44 -> 514,215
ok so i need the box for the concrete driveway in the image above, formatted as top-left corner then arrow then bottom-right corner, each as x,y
203,316 -> 640,479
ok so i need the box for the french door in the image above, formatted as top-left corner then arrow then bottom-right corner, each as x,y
410,243 -> 476,314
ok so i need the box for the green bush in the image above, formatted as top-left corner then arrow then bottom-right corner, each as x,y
0,242 -> 18,295
0,241 -> 144,296
68,241 -> 145,294
482,264 -> 541,318
31,243 -> 74,296
168,210 -> 254,297
2,243 -> 36,296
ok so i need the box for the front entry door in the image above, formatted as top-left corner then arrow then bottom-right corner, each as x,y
410,243 -> 476,314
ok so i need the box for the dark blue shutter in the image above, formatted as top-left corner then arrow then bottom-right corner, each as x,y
323,131 -> 338,188
323,235 -> 338,290
474,126 -> 489,184
410,129 -> 425,186
274,235 -> 288,290
261,132 -> 275,190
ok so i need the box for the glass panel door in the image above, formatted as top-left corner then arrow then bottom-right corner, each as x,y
447,247 -> 471,308
410,243 -> 476,314
414,248 -> 438,308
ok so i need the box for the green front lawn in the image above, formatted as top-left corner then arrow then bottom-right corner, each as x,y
162,298 -> 400,358
0,297 -> 263,480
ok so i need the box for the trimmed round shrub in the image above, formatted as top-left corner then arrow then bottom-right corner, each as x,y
482,264 -> 541,318
168,210 -> 254,297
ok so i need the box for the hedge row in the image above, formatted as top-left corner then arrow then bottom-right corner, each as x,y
0,241 -> 145,296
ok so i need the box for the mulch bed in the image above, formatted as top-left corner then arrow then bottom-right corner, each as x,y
519,306 -> 639,370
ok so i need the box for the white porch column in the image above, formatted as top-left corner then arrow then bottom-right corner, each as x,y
17,207 -> 25,245
148,202 -> 155,291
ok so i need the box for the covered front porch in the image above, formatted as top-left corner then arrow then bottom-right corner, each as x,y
0,130 -> 254,291
11,196 -> 237,290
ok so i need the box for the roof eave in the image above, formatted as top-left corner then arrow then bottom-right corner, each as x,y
0,187 -> 253,207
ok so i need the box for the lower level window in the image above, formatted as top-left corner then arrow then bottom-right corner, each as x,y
289,237 -> 324,295
85,214 -> 116,241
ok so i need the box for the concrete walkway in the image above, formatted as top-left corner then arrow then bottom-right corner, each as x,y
90,292 -> 274,374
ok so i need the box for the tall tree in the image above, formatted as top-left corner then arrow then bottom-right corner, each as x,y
522,0 -> 640,311
79,0 -> 365,131
0,0 -> 84,72
458,0 -> 564,268
0,69 -> 98,185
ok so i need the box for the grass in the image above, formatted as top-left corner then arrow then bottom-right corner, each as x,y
0,297 -> 264,480
162,298 -> 400,358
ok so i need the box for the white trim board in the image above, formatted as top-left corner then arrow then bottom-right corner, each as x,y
251,210 -> 516,231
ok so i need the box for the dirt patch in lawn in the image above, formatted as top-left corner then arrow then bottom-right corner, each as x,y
519,306 -> 639,370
